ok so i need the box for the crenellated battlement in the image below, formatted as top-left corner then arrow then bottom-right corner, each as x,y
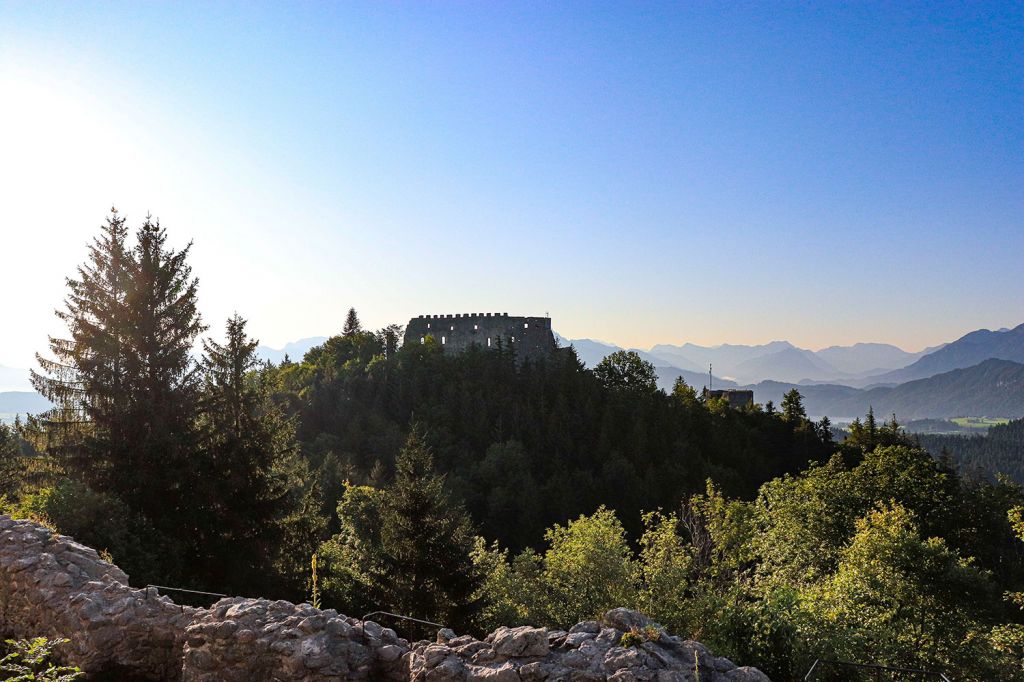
404,313 -> 556,361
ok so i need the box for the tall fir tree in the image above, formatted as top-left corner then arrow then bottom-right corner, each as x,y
119,216 -> 205,528
865,405 -> 878,450
781,388 -> 807,422
194,314 -> 301,593
31,208 -> 132,484
343,307 -> 362,336
33,212 -> 205,549
323,428 -> 481,629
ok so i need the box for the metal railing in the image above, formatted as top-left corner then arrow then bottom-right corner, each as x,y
360,611 -> 445,644
144,584 -> 228,611
804,658 -> 952,681
145,584 -> 227,599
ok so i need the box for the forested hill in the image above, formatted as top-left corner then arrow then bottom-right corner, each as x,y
919,417 -> 1024,484
270,334 -> 831,550
750,358 -> 1024,420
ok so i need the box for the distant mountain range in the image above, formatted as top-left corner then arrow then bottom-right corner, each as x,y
749,359 -> 1024,421
646,340 -> 938,384
861,323 -> 1024,385
4,321 -> 1022,422
559,323 -> 1024,419
255,337 -> 328,364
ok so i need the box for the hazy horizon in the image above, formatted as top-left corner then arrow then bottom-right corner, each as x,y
2,2 -> 1021,367
3,316 -> 1013,374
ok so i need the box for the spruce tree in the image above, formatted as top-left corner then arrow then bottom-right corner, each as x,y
118,216 -> 205,526
781,388 -> 807,422
343,307 -> 362,336
194,314 -> 300,593
29,212 -> 205,580
371,429 -> 481,628
817,416 -> 834,446
865,406 -> 878,450
31,208 -> 132,484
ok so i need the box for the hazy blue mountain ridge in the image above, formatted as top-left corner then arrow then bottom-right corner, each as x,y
815,342 -> 932,375
748,359 -> 1024,421
863,324 -> 1024,385
255,337 -> 329,364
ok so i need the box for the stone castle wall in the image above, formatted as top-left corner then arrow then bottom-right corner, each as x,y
0,514 -> 770,681
404,313 -> 557,362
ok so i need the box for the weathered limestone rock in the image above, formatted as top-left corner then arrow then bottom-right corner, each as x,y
0,515 -> 772,681
407,609 -> 772,682
181,598 -> 408,681
491,626 -> 550,658
0,515 -> 197,679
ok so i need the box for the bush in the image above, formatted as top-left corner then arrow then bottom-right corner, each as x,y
1,637 -> 83,681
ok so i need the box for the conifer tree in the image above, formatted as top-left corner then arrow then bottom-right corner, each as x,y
32,212 -> 205,543
31,208 -> 132,483
781,388 -> 807,422
118,216 -> 205,525
817,416 -> 834,446
194,314 -> 300,593
0,422 -> 22,495
865,406 -> 878,450
343,307 -> 362,336
374,428 -> 481,627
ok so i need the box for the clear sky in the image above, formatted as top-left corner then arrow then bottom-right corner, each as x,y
1,1 -> 1021,368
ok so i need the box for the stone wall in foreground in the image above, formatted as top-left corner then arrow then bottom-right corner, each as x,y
0,514 -> 770,681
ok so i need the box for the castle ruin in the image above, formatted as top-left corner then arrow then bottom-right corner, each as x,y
404,313 -> 557,362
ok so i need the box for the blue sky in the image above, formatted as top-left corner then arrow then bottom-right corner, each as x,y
0,1 -> 1021,367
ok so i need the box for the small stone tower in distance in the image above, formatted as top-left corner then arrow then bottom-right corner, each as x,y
403,313 -> 557,362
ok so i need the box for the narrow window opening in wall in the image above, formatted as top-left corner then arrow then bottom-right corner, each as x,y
512,336 -> 516,343
524,323 -> 529,328
474,324 -> 478,330
420,337 -> 425,344
427,323 -> 430,329
442,336 -> 446,344
451,326 -> 454,331
487,338 -> 491,347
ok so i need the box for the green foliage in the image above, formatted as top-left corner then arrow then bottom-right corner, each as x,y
28,210 -> 205,586
636,510 -> 693,628
536,507 -> 639,626
192,313 -> 304,595
919,417 -> 1024,484
6,478 -> 173,582
274,328 -> 833,557
318,430 -> 481,630
593,350 -> 657,393
800,503 -> 998,676
464,427 -> 1024,681
1,638 -> 83,681
0,421 -> 23,496
780,388 -> 806,422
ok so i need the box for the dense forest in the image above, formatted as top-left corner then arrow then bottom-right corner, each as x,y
4,213 -> 1024,681
918,418 -> 1024,484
